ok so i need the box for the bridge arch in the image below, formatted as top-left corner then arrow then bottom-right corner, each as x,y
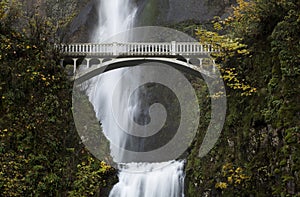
73,57 -> 217,84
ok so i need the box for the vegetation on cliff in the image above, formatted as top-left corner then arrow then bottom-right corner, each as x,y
0,1 -> 116,196
186,0 -> 300,196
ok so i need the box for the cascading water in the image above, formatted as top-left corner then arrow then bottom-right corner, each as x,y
86,0 -> 186,196
91,0 -> 137,42
109,161 -> 185,197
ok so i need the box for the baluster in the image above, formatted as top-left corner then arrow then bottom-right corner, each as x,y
145,44 -> 148,54
134,43 -> 136,54
187,44 -> 189,54
138,44 -> 140,55
151,44 -> 153,55
180,44 -> 183,54
166,44 -> 169,55
147,43 -> 150,54
181,44 -> 184,54
123,44 -> 126,55
151,44 -> 154,55
133,44 -> 136,55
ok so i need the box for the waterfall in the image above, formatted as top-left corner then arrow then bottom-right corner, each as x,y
91,0 -> 137,42
109,161 -> 185,197
86,0 -> 186,196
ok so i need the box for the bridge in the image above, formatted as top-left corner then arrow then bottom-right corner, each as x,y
59,41 -> 219,81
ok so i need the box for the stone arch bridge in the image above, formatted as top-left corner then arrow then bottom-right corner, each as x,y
59,41 -> 219,82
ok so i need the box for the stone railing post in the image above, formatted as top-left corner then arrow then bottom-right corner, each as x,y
113,42 -> 117,56
171,41 -> 176,55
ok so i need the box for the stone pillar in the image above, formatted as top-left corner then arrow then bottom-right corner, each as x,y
73,58 -> 78,75
198,58 -> 203,69
86,58 -> 91,68
98,58 -> 104,67
186,58 -> 190,65
212,59 -> 216,73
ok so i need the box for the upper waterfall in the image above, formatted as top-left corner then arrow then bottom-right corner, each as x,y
91,0 -> 137,42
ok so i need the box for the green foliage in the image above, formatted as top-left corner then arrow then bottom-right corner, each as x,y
69,157 -> 116,197
195,27 -> 257,96
0,2 -> 116,196
187,0 -> 300,196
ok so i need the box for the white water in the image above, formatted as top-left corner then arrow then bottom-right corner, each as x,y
109,161 -> 185,197
92,0 -> 137,42
87,0 -> 186,196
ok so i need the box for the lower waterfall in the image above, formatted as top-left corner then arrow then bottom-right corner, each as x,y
109,161 -> 185,197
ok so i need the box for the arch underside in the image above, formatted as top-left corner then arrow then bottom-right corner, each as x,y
73,57 -> 217,84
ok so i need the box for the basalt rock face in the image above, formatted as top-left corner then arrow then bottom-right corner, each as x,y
64,0 -> 235,42
63,0 -> 99,43
16,0 -> 90,42
136,0 -> 235,26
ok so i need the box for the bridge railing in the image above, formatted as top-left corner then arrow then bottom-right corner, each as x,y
59,41 -> 219,56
